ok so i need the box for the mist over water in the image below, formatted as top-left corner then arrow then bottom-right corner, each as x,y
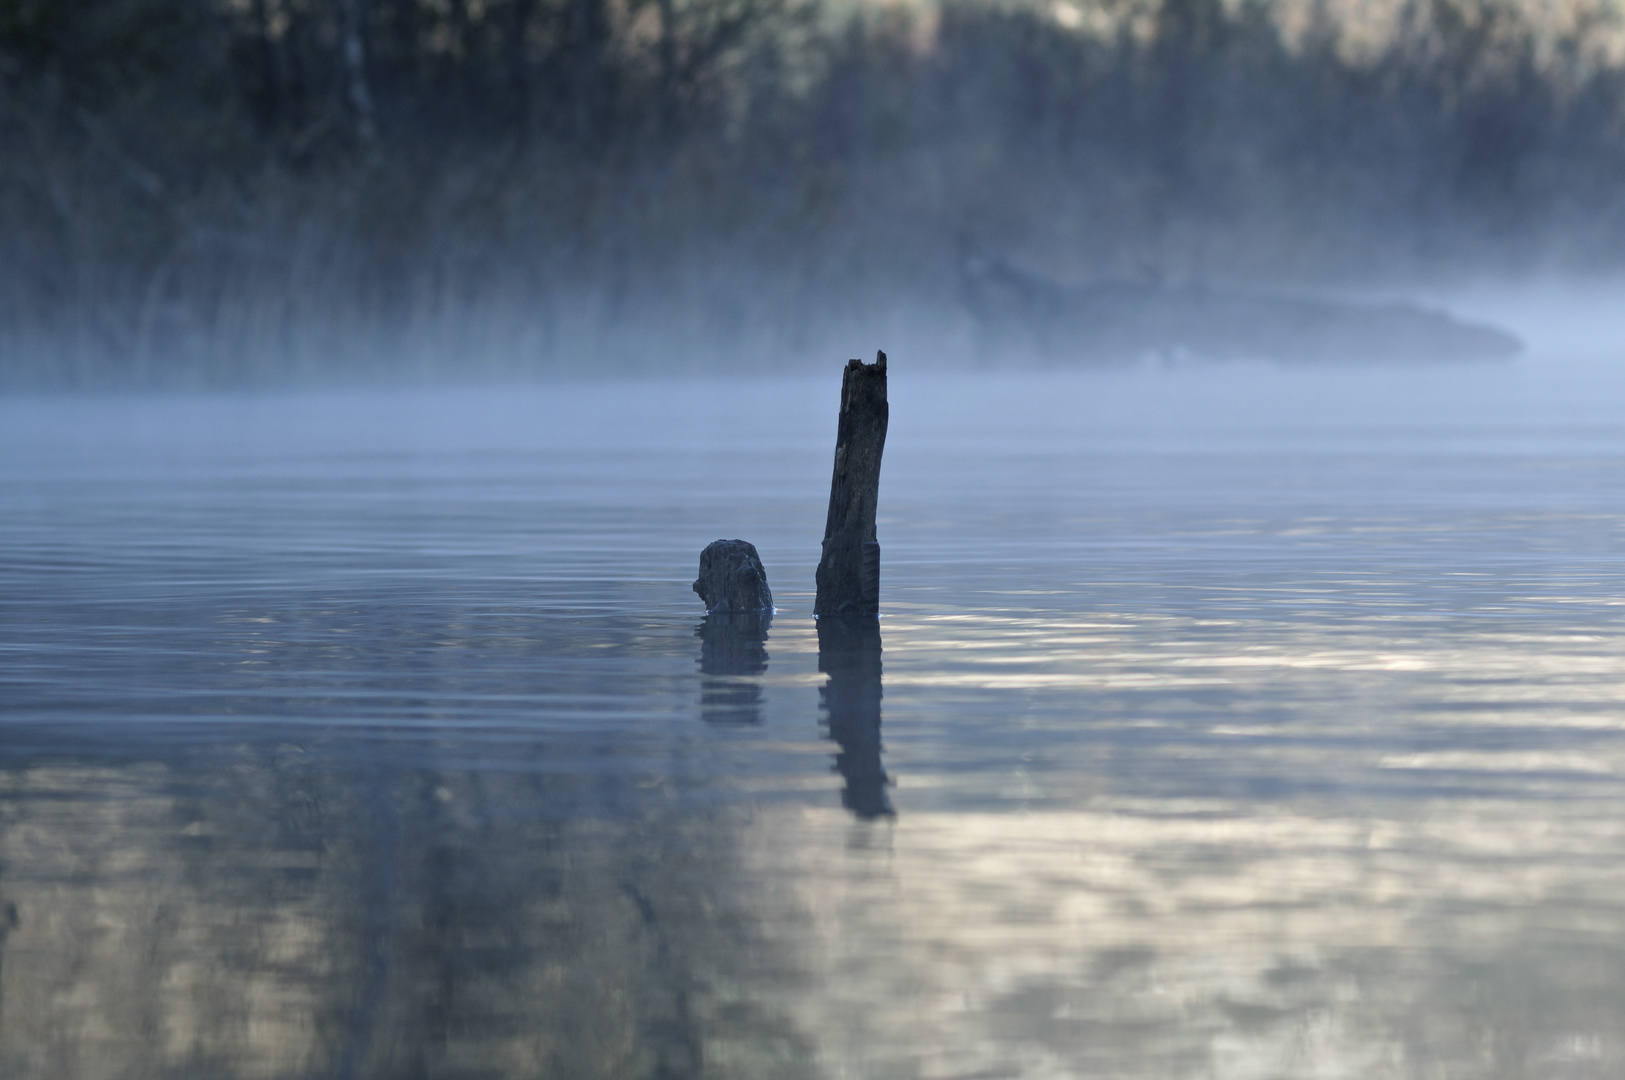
5,0 -> 1625,384
7,308 -> 1625,1074
9,0 -> 1625,1071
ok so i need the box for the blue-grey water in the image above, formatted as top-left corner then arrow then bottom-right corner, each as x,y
6,353 -> 1625,1077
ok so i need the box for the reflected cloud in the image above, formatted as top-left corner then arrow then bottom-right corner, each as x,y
697,611 -> 771,725
8,755 -> 1625,1079
817,616 -> 892,819
0,754 -> 819,1079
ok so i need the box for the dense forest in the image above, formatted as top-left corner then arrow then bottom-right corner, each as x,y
3,0 -> 1624,385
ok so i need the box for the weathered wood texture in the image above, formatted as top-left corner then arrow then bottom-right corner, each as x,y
814,351 -> 888,617
693,539 -> 773,613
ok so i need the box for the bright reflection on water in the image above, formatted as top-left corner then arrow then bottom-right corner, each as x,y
5,359 -> 1625,1077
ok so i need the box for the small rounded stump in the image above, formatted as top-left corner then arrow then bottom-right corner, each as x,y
693,540 -> 773,614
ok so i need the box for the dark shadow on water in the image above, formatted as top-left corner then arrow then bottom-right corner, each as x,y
696,611 -> 770,725
817,615 -> 892,819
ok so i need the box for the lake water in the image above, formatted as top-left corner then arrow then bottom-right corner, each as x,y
5,353 -> 1625,1078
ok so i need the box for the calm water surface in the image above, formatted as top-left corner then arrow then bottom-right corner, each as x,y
5,360 -> 1625,1078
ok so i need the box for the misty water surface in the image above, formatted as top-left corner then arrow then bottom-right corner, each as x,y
5,353 -> 1625,1077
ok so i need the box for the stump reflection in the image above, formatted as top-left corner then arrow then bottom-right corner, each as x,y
816,616 -> 892,819
696,611 -> 771,725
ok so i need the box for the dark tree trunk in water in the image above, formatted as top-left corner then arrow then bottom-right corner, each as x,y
814,351 -> 888,617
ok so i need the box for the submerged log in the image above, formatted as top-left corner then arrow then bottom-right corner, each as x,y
814,352 -> 888,617
693,539 -> 773,614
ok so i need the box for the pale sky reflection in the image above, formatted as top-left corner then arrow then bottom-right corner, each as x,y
744,798 -> 1625,1078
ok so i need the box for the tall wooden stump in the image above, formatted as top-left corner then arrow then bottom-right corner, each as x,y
814,351 -> 888,617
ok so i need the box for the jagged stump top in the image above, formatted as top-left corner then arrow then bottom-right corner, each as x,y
815,351 -> 888,617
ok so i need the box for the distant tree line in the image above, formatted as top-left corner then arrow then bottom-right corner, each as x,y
2,0 -> 1623,385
